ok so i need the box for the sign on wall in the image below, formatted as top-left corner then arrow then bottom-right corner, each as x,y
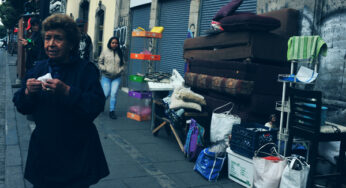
130,0 -> 151,8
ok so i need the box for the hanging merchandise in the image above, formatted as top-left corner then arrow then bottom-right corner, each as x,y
194,148 -> 226,181
210,102 -> 241,143
279,156 -> 310,188
253,143 -> 287,188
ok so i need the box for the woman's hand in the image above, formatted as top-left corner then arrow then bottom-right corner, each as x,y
19,38 -> 28,46
25,78 -> 43,95
43,79 -> 70,96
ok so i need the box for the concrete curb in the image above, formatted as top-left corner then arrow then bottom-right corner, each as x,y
5,55 -> 25,188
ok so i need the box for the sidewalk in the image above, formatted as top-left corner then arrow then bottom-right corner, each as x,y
2,50 -> 242,188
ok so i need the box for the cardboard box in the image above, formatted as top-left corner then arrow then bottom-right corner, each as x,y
226,147 -> 253,188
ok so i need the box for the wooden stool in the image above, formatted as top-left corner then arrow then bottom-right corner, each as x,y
152,116 -> 184,152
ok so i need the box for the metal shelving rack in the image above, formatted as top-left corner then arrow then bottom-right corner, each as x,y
277,60 -> 318,155
127,31 -> 162,121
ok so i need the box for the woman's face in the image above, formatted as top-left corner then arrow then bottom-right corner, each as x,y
31,23 -> 39,32
44,29 -> 71,62
110,39 -> 118,50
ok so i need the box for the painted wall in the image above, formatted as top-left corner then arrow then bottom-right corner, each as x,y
66,0 -> 81,19
114,0 -> 130,61
67,0 -> 118,59
89,0 -> 117,57
257,0 -> 346,124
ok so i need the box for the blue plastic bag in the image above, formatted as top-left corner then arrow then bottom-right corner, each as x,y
194,148 -> 225,181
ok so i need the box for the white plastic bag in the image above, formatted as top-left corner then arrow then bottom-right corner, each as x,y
253,144 -> 287,188
279,157 -> 310,188
210,102 -> 241,143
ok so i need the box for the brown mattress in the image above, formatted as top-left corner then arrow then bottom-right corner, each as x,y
193,88 -> 279,122
184,72 -> 254,97
183,31 -> 287,64
187,58 -> 289,95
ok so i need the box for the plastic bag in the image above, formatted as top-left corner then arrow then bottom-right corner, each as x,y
194,148 -> 225,181
253,143 -> 287,188
279,156 -> 310,188
210,102 -> 241,143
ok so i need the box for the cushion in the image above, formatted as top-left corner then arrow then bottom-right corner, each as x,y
177,87 -> 207,105
260,8 -> 299,38
169,89 -> 202,111
213,0 -> 244,21
220,13 -> 281,32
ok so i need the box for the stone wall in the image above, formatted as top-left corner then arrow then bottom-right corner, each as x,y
258,0 -> 346,124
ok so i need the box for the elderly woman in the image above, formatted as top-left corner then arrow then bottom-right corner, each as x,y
12,14 -> 109,188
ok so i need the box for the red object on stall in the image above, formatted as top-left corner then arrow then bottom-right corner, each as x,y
13,28 -> 18,33
26,18 -> 32,31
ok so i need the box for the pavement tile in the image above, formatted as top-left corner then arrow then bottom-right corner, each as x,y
104,163 -> 149,181
137,143 -> 185,163
90,179 -> 127,188
154,161 -> 195,174
168,171 -> 214,188
4,166 -> 24,188
122,176 -> 167,188
5,145 -> 22,167
5,122 -> 18,146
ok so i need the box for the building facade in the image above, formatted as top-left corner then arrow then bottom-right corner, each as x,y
65,0 -> 346,124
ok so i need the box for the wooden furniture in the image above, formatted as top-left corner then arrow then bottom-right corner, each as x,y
285,87 -> 346,188
151,97 -> 184,152
151,97 -> 209,152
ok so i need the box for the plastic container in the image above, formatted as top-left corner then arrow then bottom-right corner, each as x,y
227,147 -> 253,188
230,123 -> 278,159
127,112 -> 151,121
303,103 -> 327,126
128,91 -> 152,99
130,53 -> 161,61
129,75 -> 145,83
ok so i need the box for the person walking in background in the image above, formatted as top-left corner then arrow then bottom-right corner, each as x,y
19,17 -> 47,71
98,36 -> 124,119
13,14 -> 109,188
76,18 -> 93,62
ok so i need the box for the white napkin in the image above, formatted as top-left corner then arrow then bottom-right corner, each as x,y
37,73 -> 52,83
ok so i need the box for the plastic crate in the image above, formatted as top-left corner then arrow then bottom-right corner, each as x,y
128,91 -> 152,99
129,75 -> 145,83
127,112 -> 151,121
230,123 -> 278,159
130,53 -> 161,61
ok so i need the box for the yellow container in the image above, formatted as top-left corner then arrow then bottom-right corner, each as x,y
150,26 -> 164,33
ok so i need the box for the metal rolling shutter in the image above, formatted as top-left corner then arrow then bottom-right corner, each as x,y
199,0 -> 257,36
129,4 -> 151,75
158,0 -> 190,75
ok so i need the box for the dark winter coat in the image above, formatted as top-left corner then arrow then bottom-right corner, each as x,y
25,31 -> 47,71
13,56 -> 109,187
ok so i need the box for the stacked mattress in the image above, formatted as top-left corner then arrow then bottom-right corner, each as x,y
183,8 -> 299,124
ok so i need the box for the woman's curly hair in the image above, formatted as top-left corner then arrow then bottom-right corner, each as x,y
42,14 -> 81,54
